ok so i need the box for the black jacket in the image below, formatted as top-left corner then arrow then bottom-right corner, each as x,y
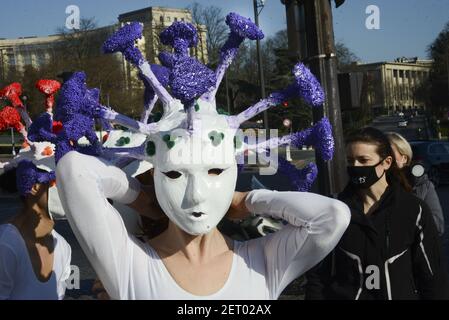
305,181 -> 449,300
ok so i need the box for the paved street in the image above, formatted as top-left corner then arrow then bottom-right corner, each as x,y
370,114 -> 435,140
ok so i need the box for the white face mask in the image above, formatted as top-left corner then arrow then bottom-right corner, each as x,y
152,114 -> 238,235
47,185 -> 66,221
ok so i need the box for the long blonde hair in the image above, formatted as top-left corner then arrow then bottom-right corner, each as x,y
386,132 -> 413,166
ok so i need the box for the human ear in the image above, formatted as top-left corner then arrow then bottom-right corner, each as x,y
384,156 -> 393,169
30,183 -> 42,196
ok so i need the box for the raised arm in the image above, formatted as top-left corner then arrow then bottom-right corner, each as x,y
56,151 -> 142,299
244,189 -> 350,299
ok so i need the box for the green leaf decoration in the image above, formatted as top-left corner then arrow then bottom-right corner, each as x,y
208,131 -> 225,147
146,141 -> 156,156
217,108 -> 230,115
167,140 -> 175,149
115,136 -> 131,147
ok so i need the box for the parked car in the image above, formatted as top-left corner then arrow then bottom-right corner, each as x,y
410,140 -> 449,186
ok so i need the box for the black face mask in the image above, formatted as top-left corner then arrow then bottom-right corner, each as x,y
347,159 -> 386,189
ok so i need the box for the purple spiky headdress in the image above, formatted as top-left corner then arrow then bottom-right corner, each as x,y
16,159 -> 55,196
92,13 -> 335,192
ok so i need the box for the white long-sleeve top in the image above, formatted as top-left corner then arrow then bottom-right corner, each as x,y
56,151 -> 350,300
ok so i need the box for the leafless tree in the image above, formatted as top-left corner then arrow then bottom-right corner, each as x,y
187,3 -> 228,65
335,41 -> 360,71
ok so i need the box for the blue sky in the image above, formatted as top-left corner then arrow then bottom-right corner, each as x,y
0,0 -> 448,63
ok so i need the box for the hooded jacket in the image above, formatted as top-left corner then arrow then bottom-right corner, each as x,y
305,180 -> 449,300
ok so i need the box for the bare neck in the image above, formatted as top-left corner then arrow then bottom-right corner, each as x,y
12,205 -> 54,241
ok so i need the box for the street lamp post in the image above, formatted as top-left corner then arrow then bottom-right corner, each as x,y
446,44 -> 449,111
253,0 -> 269,132
281,0 -> 347,196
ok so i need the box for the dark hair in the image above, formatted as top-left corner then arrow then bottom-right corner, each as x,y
0,168 -> 19,194
346,127 -> 412,192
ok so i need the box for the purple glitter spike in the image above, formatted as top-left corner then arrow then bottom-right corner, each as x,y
102,22 -> 144,66
170,56 -> 216,104
54,72 -> 87,122
220,13 -> 264,63
159,51 -> 176,68
150,64 -> 170,87
243,117 -> 334,163
52,72 -> 104,163
104,25 -> 173,105
159,22 -> 198,56
265,63 -> 325,106
28,112 -> 52,142
88,87 -> 100,102
292,63 -> 325,107
205,13 -> 265,100
226,13 -> 264,40
38,129 -> 58,143
78,144 -> 103,157
54,139 -> 72,163
290,117 -> 334,160
313,117 -> 334,160
233,63 -> 325,126
16,160 -> 55,196
278,158 -> 318,192
81,87 -> 100,115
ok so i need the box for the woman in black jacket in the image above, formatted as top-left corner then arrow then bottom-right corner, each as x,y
387,132 -> 445,236
305,127 -> 449,300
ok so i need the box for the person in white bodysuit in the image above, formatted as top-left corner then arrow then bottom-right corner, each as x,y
56,147 -> 350,300
55,16 -> 351,300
